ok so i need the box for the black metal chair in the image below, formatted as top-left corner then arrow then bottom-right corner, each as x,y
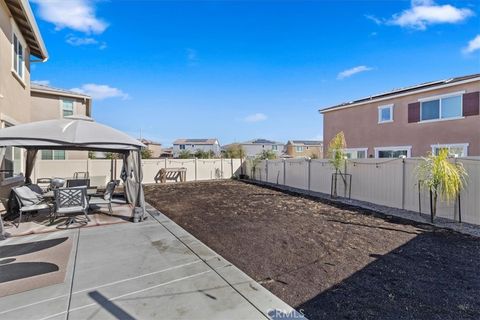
53,187 -> 89,229
89,181 -> 117,215
66,179 -> 90,188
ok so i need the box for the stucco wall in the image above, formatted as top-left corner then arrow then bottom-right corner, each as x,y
286,145 -> 323,158
323,81 -> 480,157
0,2 -> 32,125
242,144 -> 285,158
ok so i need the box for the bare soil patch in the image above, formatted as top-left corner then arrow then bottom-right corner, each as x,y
145,180 -> 480,320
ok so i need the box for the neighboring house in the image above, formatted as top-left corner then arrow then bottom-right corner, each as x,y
172,139 -> 221,157
31,84 -> 92,160
237,139 -> 285,158
0,0 -> 48,179
160,147 -> 173,158
286,140 -> 323,158
321,74 -> 480,158
139,138 -> 162,158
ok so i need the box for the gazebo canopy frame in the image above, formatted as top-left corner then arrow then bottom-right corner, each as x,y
0,116 -> 147,239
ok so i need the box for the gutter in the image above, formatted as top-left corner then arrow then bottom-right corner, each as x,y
319,76 -> 480,114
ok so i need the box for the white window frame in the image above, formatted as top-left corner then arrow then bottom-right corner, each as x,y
41,150 -> 66,160
11,19 -> 26,84
61,99 -> 75,117
431,143 -> 468,157
295,146 -> 304,152
345,148 -> 368,159
179,145 -> 185,150
272,145 -> 278,151
374,146 -> 412,158
378,104 -> 393,123
419,91 -> 465,123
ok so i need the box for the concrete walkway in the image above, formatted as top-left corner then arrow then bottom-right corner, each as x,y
0,205 -> 298,320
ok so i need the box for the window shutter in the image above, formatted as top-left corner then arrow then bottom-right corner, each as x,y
463,91 -> 479,117
408,102 -> 420,123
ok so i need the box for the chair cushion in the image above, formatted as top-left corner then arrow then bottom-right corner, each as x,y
14,186 -> 43,207
56,206 -> 86,214
20,203 -> 51,212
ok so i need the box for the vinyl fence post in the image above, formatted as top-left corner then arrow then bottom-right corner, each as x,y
308,159 -> 311,191
231,158 -> 234,177
220,156 -> 224,179
164,158 -> 167,169
283,159 -> 286,185
401,158 -> 406,210
195,158 -> 198,181
266,159 -> 269,183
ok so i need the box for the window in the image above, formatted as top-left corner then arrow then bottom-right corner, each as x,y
378,104 -> 393,123
12,33 -> 24,80
375,146 -> 411,158
295,146 -> 304,152
272,145 -> 278,151
41,150 -> 66,160
431,143 -> 468,157
345,148 -> 367,159
1,123 -> 22,178
62,99 -> 74,117
420,93 -> 463,122
179,145 -> 185,150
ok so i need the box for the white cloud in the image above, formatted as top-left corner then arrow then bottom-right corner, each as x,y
337,66 -> 373,80
31,0 -> 108,34
32,80 -> 50,86
244,113 -> 267,123
66,36 -> 98,46
463,35 -> 480,54
381,0 -> 474,30
70,84 -> 129,100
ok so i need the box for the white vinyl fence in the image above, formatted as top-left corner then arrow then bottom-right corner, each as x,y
245,158 -> 480,226
32,158 -> 243,188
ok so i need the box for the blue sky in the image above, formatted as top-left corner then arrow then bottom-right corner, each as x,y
30,0 -> 480,146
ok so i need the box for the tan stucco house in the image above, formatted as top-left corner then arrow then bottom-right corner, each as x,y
321,74 -> 480,158
286,140 -> 323,159
31,83 -> 92,160
0,0 -> 48,178
139,138 -> 162,158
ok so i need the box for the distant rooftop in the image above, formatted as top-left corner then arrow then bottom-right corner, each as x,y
173,138 -> 219,145
139,138 -> 161,145
31,83 -> 91,99
288,140 -> 323,146
242,139 -> 283,145
320,73 -> 480,113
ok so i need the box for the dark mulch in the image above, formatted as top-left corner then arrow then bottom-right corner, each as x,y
144,180 -> 480,320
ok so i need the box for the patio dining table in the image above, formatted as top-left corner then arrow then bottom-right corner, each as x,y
43,187 -> 98,199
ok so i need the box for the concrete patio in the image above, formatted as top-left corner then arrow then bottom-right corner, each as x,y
0,204 -> 297,320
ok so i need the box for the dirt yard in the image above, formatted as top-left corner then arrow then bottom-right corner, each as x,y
145,180 -> 480,320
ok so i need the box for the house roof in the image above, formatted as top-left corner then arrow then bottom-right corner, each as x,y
173,138 -> 219,145
242,139 -> 283,145
5,0 -> 48,60
139,138 -> 161,146
31,83 -> 92,99
288,140 -> 323,146
320,73 -> 480,114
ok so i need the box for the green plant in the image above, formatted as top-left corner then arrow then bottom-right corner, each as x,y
194,149 -> 215,159
223,144 -> 246,159
416,149 -> 467,222
141,148 -> 153,159
178,150 -> 193,159
327,132 -> 347,197
105,152 -> 120,159
256,150 -> 277,160
88,151 -> 96,159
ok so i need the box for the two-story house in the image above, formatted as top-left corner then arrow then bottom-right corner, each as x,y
286,140 -> 323,158
31,83 -> 92,160
139,138 -> 162,158
321,74 -> 480,158
237,139 -> 285,158
0,0 -> 48,177
172,138 -> 221,157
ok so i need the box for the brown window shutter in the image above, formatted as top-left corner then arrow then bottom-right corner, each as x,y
408,102 -> 420,123
463,91 -> 479,117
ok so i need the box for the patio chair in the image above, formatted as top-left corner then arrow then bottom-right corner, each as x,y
66,179 -> 90,188
52,187 -> 89,229
73,172 -> 89,179
88,181 -> 117,215
12,186 -> 52,227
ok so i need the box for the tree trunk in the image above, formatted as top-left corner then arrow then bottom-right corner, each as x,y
429,188 -> 437,223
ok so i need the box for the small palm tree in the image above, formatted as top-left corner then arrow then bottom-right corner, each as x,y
327,132 -> 347,197
416,149 -> 467,222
